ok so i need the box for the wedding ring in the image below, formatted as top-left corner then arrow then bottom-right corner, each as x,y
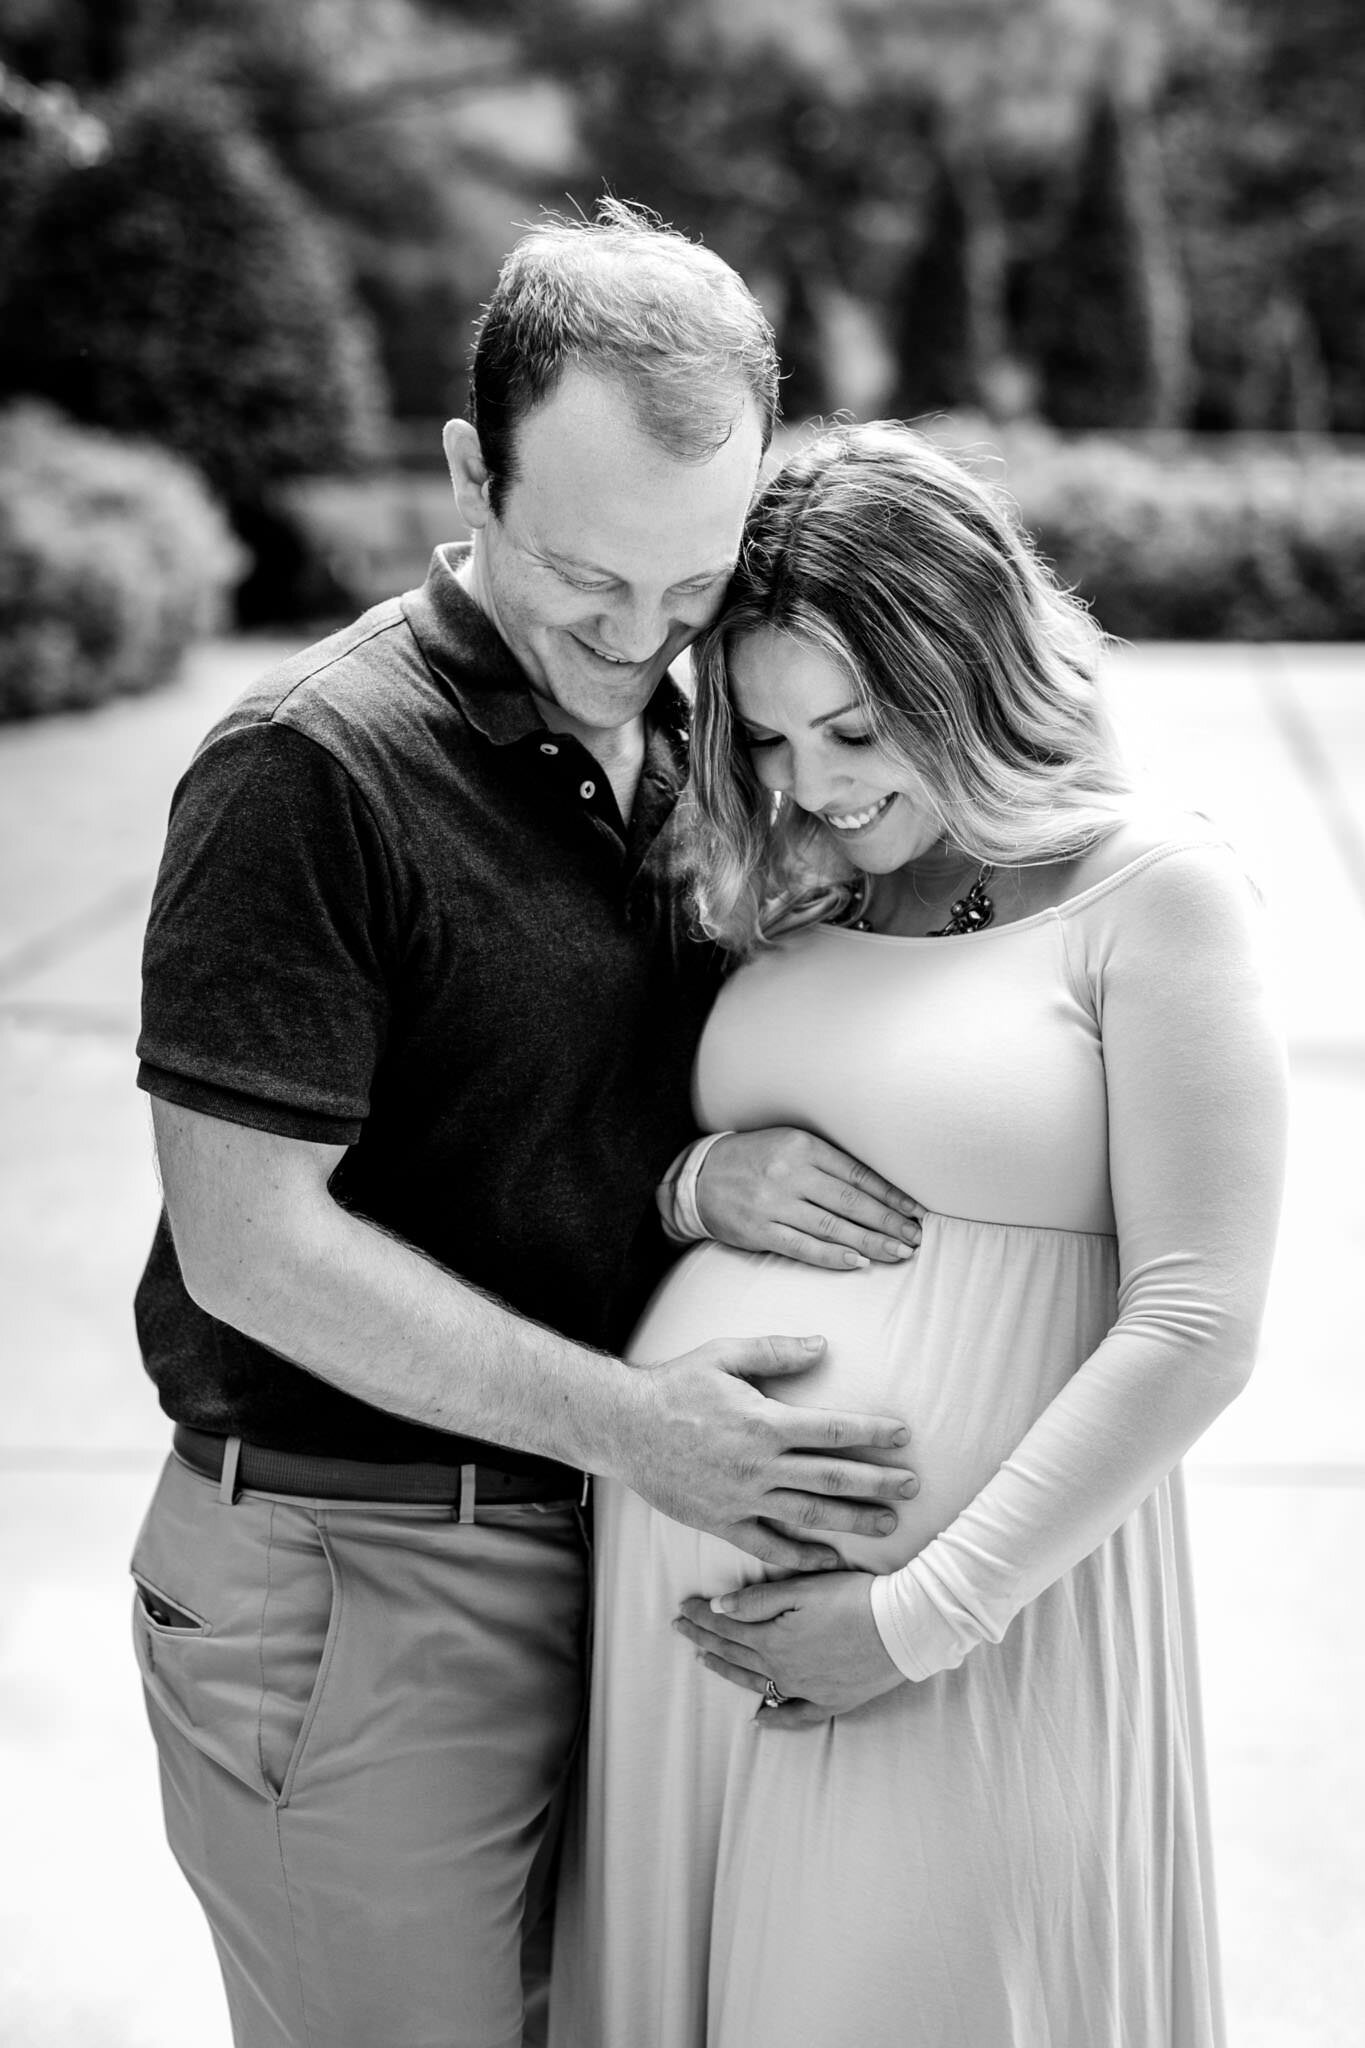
760,1677 -> 788,1710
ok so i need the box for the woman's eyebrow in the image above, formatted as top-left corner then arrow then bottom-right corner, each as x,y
734,701 -> 863,735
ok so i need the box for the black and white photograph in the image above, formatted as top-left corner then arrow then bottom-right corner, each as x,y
0,2 -> 1361,2043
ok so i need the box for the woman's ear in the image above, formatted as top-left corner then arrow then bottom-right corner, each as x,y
443,419 -> 493,531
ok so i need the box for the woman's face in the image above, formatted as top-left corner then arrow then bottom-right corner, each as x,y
727,627 -> 943,873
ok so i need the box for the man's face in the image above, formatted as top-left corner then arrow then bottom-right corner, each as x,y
455,370 -> 765,742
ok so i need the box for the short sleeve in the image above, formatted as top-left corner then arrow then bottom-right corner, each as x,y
137,720 -> 401,1143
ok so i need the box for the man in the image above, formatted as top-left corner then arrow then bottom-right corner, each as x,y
130,202 -> 922,2048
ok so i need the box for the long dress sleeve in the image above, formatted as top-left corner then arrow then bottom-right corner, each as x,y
869,842 -> 1289,1682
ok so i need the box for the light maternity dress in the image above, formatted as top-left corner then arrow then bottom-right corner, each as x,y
552,831 -> 1285,2048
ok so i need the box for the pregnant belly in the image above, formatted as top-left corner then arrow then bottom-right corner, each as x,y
629,1213 -> 1117,1575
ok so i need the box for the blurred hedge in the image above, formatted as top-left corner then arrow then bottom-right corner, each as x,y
0,73 -> 387,621
283,424 -> 1365,642
995,429 -> 1365,640
0,403 -> 246,720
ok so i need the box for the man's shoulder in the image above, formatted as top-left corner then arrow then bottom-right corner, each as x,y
206,595 -> 425,753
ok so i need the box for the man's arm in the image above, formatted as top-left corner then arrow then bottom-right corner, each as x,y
153,1100 -> 920,1573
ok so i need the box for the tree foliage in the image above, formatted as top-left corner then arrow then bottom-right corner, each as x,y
0,73 -> 385,504
2,0 -> 1359,438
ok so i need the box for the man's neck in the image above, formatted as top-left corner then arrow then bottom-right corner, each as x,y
539,700 -> 646,822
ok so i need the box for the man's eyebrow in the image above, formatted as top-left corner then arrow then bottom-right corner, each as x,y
538,545 -> 610,576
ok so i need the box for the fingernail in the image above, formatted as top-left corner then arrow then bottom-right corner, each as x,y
710,1596 -> 734,1615
844,1250 -> 870,1268
900,1476 -> 920,1498
892,1243 -> 914,1259
878,1514 -> 897,1534
892,1427 -> 910,1446
802,1336 -> 823,1351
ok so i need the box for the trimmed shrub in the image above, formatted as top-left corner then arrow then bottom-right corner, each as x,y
0,72 -> 387,619
889,157 -> 975,418
995,429 -> 1365,640
772,417 -> 1365,639
1018,90 -> 1190,431
0,402 -> 247,719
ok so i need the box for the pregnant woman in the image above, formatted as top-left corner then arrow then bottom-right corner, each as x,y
551,422 -> 1287,2047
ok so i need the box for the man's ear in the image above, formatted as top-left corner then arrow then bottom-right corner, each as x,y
443,419 -> 493,531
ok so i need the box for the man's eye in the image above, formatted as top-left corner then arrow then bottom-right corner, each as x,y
557,570 -> 610,592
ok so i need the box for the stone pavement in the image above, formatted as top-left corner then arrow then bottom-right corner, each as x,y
0,637 -> 1361,2046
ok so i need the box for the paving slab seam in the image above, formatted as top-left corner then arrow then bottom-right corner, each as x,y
1256,647 -> 1365,913
1188,1462 -> 1365,1487
0,1001 -> 138,1038
0,877 -> 151,991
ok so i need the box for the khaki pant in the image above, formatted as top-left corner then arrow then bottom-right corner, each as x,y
131,1453 -> 589,2048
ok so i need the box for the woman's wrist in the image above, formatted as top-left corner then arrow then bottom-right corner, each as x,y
656,1131 -> 734,1243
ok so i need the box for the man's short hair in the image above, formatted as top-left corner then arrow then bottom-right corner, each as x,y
467,198 -> 780,513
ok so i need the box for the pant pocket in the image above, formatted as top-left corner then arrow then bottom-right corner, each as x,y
130,1457 -> 339,1807
133,1571 -> 209,1635
256,1504 -> 342,1805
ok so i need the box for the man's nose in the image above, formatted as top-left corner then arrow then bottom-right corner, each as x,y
596,592 -> 667,661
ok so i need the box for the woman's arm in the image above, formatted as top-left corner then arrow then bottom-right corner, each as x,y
679,842 -> 1288,1709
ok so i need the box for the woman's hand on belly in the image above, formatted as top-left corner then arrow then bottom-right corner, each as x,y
697,1128 -> 924,1268
674,1571 -> 905,1726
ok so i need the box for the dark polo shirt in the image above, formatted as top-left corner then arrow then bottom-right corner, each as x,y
134,544 -> 722,1480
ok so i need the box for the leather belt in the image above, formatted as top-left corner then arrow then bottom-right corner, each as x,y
172,1425 -> 581,1510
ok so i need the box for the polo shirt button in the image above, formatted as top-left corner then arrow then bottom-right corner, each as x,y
579,780 -> 596,799
539,741 -> 559,756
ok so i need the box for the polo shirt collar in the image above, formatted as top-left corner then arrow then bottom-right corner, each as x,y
403,543 -> 543,746
402,541 -> 693,768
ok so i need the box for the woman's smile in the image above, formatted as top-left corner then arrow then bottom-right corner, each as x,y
823,793 -> 898,836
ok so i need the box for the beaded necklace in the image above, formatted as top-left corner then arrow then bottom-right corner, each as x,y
849,862 -> 996,937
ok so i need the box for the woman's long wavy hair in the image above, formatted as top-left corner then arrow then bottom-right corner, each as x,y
687,422 -> 1133,956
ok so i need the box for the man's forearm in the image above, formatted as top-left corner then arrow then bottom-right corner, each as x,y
181,1179 -> 644,1475
152,1100 -> 922,1573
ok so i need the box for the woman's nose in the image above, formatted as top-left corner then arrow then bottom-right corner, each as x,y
761,747 -> 836,816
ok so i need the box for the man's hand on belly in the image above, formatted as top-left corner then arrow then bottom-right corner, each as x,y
617,1336 -> 920,1574
697,1129 -> 923,1268
674,1570 -> 905,1724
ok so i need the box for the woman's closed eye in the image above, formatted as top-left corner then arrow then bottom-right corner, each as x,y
738,726 -> 877,751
